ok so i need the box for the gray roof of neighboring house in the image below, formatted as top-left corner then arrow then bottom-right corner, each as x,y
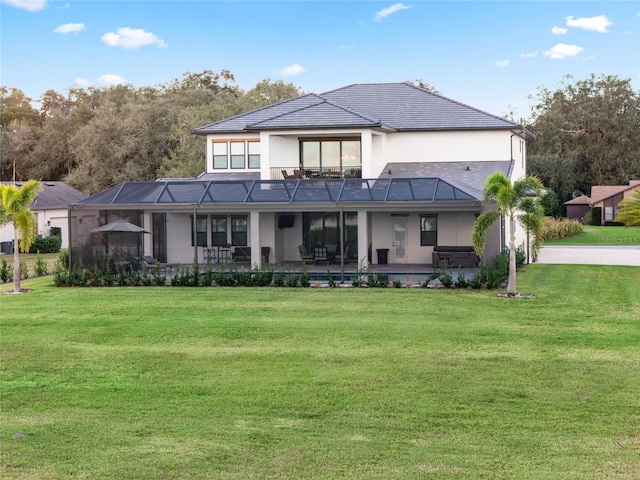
193,82 -> 530,136
1,181 -> 87,210
379,161 -> 514,199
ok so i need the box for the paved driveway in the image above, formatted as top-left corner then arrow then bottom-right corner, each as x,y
537,245 -> 640,266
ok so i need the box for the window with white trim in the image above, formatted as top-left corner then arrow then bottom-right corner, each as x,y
211,140 -> 260,170
213,142 -> 228,169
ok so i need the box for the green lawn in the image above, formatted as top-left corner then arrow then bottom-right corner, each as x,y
1,265 -> 639,479
544,225 -> 640,246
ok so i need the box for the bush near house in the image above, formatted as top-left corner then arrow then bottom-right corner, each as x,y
27,235 -> 61,254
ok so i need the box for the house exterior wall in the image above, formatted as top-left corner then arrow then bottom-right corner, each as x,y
368,211 -> 477,264
206,128 -> 529,184
0,207 -> 71,249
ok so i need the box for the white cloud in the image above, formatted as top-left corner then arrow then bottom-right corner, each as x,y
544,43 -> 583,59
53,23 -> 85,34
566,15 -> 613,33
374,3 -> 411,21
496,60 -> 509,68
74,78 -> 90,88
278,64 -> 305,76
521,51 -> 538,58
101,27 -> 166,49
97,74 -> 126,86
551,26 -> 568,35
2,0 -> 46,11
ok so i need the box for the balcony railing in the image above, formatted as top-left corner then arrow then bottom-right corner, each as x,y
273,167 -> 362,180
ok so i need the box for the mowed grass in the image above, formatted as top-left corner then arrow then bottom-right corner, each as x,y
1,265 -> 639,479
544,225 -> 640,246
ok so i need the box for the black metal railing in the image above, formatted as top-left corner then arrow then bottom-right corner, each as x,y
273,167 -> 362,180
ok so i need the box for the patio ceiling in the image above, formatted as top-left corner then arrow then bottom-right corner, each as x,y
75,177 -> 479,208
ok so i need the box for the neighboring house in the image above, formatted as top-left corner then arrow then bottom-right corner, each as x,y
565,195 -> 592,222
564,181 -> 640,224
69,82 -> 534,269
0,181 -> 87,251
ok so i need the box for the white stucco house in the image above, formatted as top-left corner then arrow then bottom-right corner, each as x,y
68,82 -> 533,270
0,181 -> 87,252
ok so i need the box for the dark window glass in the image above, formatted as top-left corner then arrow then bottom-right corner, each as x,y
420,215 -> 437,246
211,217 -> 227,246
231,217 -> 247,246
191,216 -> 208,247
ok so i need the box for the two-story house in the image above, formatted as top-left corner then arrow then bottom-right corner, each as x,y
69,82 -> 533,270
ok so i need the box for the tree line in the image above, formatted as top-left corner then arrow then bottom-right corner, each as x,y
0,70 -> 301,194
1,71 -> 638,211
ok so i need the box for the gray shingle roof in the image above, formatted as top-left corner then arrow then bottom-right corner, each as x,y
194,82 -> 527,135
2,181 -> 87,209
379,161 -> 514,198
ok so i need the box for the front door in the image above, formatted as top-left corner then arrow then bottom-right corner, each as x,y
392,217 -> 408,263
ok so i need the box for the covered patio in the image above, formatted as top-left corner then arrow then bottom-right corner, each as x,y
69,176 -> 488,274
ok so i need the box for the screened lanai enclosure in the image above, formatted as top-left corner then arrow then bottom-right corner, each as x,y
68,176 -> 483,272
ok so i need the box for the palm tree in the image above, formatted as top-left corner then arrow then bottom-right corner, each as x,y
615,190 -> 640,226
472,172 -> 544,296
0,180 -> 42,293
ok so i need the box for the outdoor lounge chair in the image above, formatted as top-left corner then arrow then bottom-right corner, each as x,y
298,244 -> 314,262
141,255 -> 160,266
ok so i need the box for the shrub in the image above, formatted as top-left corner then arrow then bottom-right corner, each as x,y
454,270 -> 469,288
542,218 -> 584,241
300,263 -> 310,287
28,235 -> 61,254
50,226 -> 62,237
470,270 -> 484,289
58,250 -> 69,269
485,250 -> 509,289
274,271 -> 286,287
326,269 -> 336,287
34,252 -> 49,276
377,273 -> 389,288
0,258 -> 12,283
152,262 -> 166,286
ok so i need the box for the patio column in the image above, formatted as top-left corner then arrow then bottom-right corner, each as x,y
357,210 -> 369,268
250,210 -> 261,265
143,211 -> 152,256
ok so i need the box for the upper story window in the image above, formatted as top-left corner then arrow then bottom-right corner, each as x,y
300,138 -> 361,177
212,139 -> 260,170
213,142 -> 228,169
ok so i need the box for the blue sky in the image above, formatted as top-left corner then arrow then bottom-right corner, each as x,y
1,0 -> 638,120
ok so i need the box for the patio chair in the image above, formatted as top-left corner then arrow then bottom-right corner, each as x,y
293,169 -> 307,179
141,255 -> 160,266
298,244 -> 314,262
325,244 -> 337,263
334,245 -> 351,264
314,246 -> 329,265
281,169 -> 296,179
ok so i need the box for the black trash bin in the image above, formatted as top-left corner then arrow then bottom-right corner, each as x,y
376,248 -> 389,265
0,241 -> 14,254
